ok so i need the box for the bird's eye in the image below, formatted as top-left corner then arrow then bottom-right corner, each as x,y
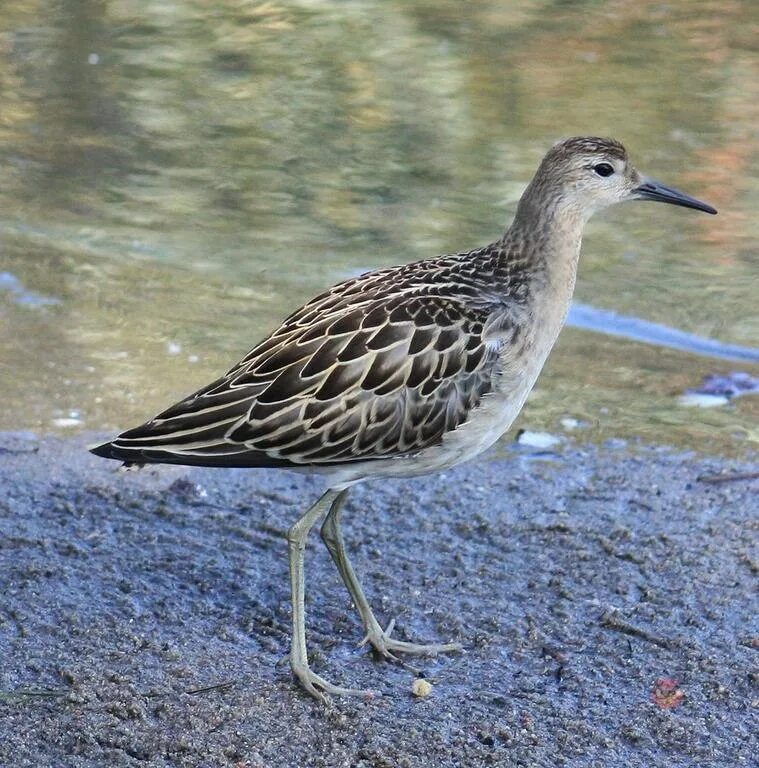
594,162 -> 614,177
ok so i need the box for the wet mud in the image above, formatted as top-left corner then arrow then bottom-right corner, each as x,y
0,432 -> 756,767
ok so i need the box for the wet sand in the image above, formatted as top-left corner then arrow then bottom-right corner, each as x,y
0,432 -> 756,767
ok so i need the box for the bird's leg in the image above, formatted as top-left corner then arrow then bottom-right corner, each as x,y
287,488 -> 373,701
320,491 -> 462,660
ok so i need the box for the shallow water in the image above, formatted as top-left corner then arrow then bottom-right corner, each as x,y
0,0 -> 757,453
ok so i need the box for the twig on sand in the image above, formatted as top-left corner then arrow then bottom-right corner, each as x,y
600,609 -> 673,649
186,681 -> 237,696
0,689 -> 68,700
697,471 -> 759,485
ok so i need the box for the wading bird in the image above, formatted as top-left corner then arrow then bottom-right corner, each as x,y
92,137 -> 716,700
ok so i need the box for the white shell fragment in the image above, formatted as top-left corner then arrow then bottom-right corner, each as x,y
517,430 -> 562,449
677,393 -> 729,408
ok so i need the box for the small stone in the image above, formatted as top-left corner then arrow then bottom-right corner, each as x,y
411,678 -> 433,698
168,477 -> 208,501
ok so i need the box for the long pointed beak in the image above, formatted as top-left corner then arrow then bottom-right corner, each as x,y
633,177 -> 717,214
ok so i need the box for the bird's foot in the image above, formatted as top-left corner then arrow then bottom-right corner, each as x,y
359,618 -> 462,661
291,659 -> 376,703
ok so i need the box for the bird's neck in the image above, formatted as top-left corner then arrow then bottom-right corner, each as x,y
481,193 -> 587,372
501,193 -> 586,301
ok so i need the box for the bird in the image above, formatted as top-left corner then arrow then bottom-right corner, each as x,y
91,137 -> 717,701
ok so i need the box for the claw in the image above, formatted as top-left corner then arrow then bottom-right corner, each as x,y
361,617 -> 462,659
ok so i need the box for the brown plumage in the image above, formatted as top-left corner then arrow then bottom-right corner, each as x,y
93,248 -> 520,469
91,137 -> 716,701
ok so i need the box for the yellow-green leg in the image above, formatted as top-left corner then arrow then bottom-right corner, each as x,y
287,488 -> 372,702
320,490 -> 462,659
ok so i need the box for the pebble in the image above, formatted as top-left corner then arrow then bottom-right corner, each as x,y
411,679 -> 433,698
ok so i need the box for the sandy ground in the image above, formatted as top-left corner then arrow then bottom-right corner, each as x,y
0,431 -> 756,767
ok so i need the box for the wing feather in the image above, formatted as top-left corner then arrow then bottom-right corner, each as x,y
95,262 -> 509,468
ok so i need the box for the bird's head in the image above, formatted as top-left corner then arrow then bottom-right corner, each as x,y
521,136 -> 717,223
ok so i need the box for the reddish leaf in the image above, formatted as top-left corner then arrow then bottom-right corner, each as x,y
652,678 -> 685,709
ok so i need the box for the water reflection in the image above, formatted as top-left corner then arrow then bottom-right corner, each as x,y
0,0 -> 756,453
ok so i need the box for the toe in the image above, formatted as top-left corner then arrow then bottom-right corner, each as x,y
296,675 -> 328,703
291,663 -> 374,701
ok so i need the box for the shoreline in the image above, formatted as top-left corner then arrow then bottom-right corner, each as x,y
1,432 -> 756,767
